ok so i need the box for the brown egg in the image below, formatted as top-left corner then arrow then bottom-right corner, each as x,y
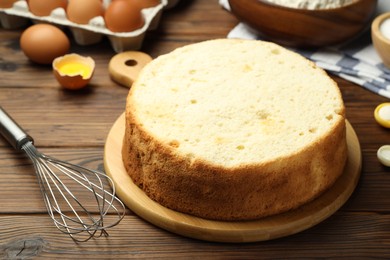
111,0 -> 160,9
131,0 -> 161,9
104,0 -> 145,32
28,0 -> 67,16
0,0 -> 18,8
67,0 -> 104,24
20,24 -> 70,65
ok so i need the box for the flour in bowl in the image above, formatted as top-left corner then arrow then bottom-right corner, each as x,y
262,0 -> 358,9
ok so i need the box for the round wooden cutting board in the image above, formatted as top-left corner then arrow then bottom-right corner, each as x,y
104,113 -> 361,243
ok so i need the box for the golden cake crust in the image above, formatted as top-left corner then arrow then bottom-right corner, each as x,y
122,39 -> 347,221
122,114 -> 346,220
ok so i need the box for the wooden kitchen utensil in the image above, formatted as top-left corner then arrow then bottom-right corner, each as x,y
108,51 -> 152,88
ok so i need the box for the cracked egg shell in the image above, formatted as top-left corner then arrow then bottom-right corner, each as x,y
53,53 -> 95,90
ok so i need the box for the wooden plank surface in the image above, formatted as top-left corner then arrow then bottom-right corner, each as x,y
0,0 -> 389,258
0,213 -> 389,259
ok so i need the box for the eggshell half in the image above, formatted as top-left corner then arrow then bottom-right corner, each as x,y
53,53 -> 95,90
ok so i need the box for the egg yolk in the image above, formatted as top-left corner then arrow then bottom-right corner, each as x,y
374,103 -> 390,128
58,62 -> 91,78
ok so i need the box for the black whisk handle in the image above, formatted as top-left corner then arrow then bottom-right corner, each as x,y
0,106 -> 34,151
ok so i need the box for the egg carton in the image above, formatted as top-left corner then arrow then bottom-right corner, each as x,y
0,0 -> 180,53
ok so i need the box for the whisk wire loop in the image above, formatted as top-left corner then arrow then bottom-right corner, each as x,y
40,160 -> 95,235
21,141 -> 125,242
0,107 -> 125,242
50,159 -> 124,225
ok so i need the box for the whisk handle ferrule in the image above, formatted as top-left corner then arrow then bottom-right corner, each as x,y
0,107 -> 34,151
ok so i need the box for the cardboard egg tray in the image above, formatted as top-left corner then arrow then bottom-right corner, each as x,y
0,0 -> 180,52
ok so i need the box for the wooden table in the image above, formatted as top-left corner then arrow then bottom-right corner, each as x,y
0,0 -> 389,258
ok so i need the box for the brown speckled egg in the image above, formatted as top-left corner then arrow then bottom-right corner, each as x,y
28,0 -> 67,16
20,24 -> 70,64
104,0 -> 145,32
67,0 -> 104,24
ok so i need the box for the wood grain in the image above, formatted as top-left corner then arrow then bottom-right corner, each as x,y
0,213 -> 389,258
0,0 -> 389,258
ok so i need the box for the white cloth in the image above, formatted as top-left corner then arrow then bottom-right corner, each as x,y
219,0 -> 390,98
